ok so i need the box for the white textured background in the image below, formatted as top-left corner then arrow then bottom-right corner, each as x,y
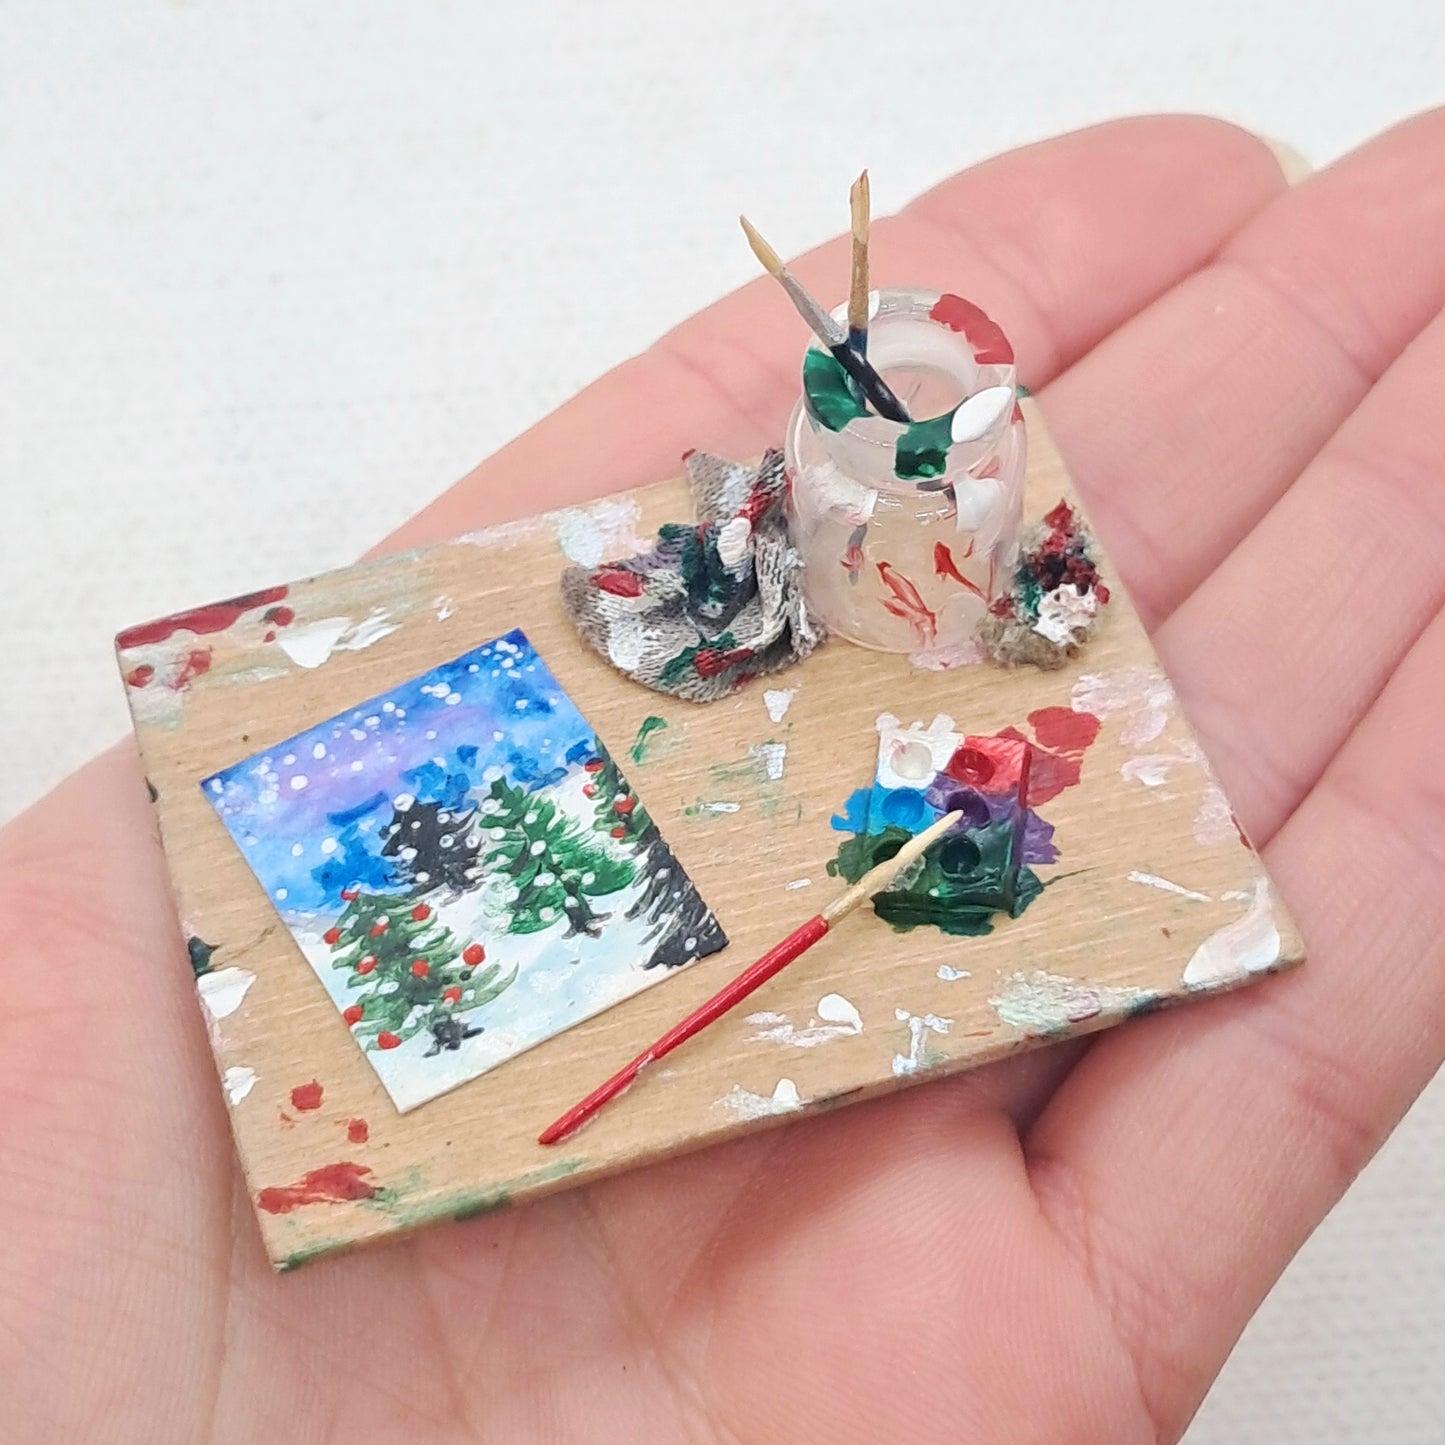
1,4 -> 1440,1439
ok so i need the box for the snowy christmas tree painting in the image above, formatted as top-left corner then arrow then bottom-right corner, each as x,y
201,630 -> 727,1111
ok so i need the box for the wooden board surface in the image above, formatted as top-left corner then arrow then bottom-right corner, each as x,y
117,402 -> 1303,1270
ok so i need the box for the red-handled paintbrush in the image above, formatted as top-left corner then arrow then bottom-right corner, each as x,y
538,808 -> 964,1145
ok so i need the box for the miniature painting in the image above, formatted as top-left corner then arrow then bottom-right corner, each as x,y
202,629 -> 727,1111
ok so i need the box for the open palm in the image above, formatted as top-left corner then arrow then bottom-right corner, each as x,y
3,113 -> 1442,1444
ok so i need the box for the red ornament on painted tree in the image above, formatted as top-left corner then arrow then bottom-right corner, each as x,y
462,943 -> 485,967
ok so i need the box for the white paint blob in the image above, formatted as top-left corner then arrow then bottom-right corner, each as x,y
746,994 -> 863,1048
1183,879 -> 1282,989
991,970 -> 1151,1034
763,688 -> 796,723
949,385 -> 1014,443
1071,666 -> 1176,747
892,1008 -> 951,1075
1128,870 -> 1211,903
554,497 -> 645,567
223,1065 -> 257,1105
784,877 -> 812,892
716,515 -> 752,567
1033,583 -> 1097,645
874,712 -> 962,791
198,966 -> 256,1021
937,964 -> 970,981
718,1078 -> 802,1121
749,741 -> 788,781
278,609 -> 399,669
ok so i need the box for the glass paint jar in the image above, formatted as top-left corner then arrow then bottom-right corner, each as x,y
784,288 -> 1026,656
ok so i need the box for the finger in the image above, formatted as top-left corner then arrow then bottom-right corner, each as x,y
1159,303 -> 1445,844
388,115 -> 1287,554
1026,606 -> 1445,1440
0,749 -> 234,1443
1043,107 -> 1445,627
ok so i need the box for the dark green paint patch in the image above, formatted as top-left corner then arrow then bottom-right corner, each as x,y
187,935 -> 218,976
827,820 -> 1043,936
802,347 -> 870,431
894,412 -> 955,480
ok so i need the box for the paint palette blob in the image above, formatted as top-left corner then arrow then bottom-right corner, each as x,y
202,630 -> 726,1111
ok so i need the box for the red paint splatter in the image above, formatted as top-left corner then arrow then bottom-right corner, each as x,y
124,663 -> 155,689
343,1004 -> 363,1025
991,707 -> 1103,805
410,903 -> 431,921
462,943 -> 485,967
169,648 -> 212,689
442,986 -> 461,1003
264,604 -> 295,627
933,542 -> 984,598
347,1118 -> 369,1144
928,294 -> 1015,365
410,959 -> 430,978
1027,706 -> 1101,756
876,561 -> 937,647
115,585 -> 289,650
612,795 -> 635,815
256,1161 -> 377,1214
377,1031 -> 401,1050
290,1080 -> 324,1111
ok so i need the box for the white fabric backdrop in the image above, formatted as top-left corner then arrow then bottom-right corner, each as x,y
1,4 -> 1440,1438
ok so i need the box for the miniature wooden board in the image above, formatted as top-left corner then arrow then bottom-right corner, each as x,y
117,402 -> 1302,1270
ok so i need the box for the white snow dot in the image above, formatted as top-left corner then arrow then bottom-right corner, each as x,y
208,779 -> 223,795
290,775 -> 308,790
581,871 -> 596,886
364,715 -> 380,728
321,838 -> 337,855
275,888 -> 288,900
382,701 -> 395,712
540,906 -> 556,920
290,843 -> 303,857
311,742 -> 327,760
524,812 -> 538,825
415,871 -> 430,883
515,699 -> 528,710
351,760 -> 364,772
685,937 -> 697,950
468,663 -> 479,673
394,793 -> 415,811
350,728 -> 367,741
425,729 -> 437,741
529,839 -> 546,856
445,693 -> 461,706
282,753 -> 296,766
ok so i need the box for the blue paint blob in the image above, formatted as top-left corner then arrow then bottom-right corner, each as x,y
878,787 -> 933,832
831,787 -> 875,833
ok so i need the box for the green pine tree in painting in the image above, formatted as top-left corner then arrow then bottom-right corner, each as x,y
325,886 -> 514,1055
583,746 -> 728,969
475,774 -> 633,939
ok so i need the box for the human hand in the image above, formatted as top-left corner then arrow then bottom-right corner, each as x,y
3,112 -> 1441,1443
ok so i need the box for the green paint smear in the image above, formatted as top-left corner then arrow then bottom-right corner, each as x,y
376,1157 -> 586,1232
1015,382 -> 1032,399
630,715 -> 668,764
802,347 -> 870,431
827,820 -> 1043,936
894,412 -> 956,480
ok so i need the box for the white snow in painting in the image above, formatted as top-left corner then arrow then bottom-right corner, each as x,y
200,630 -> 723,1113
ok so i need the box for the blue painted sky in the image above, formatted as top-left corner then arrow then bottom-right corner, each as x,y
203,630 -> 599,915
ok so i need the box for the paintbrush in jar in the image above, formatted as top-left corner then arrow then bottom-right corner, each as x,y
538,808 -> 964,1146
848,168 -> 871,355
738,213 -> 911,425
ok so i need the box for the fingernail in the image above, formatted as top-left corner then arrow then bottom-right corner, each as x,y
1253,133 -> 1313,185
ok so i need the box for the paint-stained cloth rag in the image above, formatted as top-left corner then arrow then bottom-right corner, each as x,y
560,449 -> 824,701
